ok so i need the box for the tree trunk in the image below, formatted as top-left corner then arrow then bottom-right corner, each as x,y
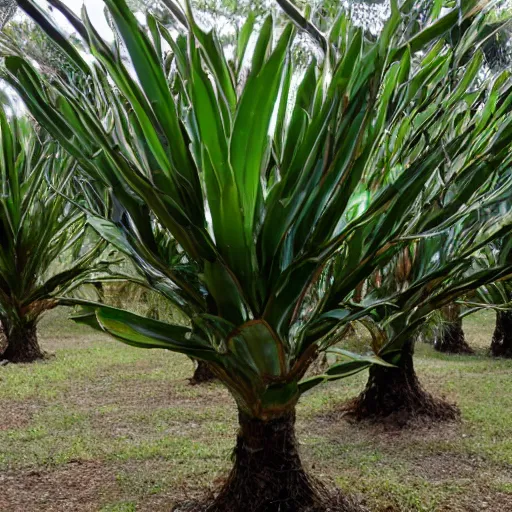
175,409 -> 363,512
434,322 -> 474,354
491,311 -> 512,358
434,304 -> 473,354
1,322 -> 45,363
344,340 -> 459,426
208,410 -> 322,511
189,359 -> 217,385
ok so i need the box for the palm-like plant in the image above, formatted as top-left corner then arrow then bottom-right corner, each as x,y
433,302 -> 473,354
344,198 -> 512,422
336,51 -> 512,420
0,110 -> 105,362
6,0 -> 512,508
470,234 -> 512,357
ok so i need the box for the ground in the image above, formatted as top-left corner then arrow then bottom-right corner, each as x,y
0,309 -> 511,512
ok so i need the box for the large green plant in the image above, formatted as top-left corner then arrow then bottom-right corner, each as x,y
0,110 -> 106,362
6,0 -> 512,508
467,232 -> 512,357
344,194 -> 512,420
332,54 -> 512,420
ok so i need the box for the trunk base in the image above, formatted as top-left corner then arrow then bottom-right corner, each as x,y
1,324 -> 46,364
173,411 -> 366,512
174,493 -> 364,512
434,323 -> 473,354
189,360 -> 217,385
491,311 -> 512,358
342,361 -> 459,427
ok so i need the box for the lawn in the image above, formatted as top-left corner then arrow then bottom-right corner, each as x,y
0,309 -> 511,512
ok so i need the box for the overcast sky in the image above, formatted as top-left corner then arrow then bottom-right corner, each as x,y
61,0 -> 112,38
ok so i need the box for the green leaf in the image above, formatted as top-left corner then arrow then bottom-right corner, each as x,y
16,0 -> 90,72
231,24 -> 293,251
251,16 -> 273,77
72,303 -> 219,362
298,349 -> 395,395
325,348 -> 395,368
227,320 -> 285,378
237,12 -> 255,70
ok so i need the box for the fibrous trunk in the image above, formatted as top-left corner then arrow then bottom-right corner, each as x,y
434,322 -> 473,354
491,311 -> 512,358
189,359 -> 217,385
434,304 -> 473,354
209,410 -> 323,511
1,322 -> 45,363
344,340 -> 459,425
177,409 -> 363,512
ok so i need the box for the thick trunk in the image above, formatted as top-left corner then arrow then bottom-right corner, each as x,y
1,322 -> 45,363
491,311 -> 512,358
176,409 -> 364,512
434,305 -> 473,354
189,359 -> 217,385
434,322 -> 474,354
344,341 -> 459,425
208,410 -> 322,511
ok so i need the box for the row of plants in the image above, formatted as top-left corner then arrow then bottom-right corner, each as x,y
1,0 -> 512,510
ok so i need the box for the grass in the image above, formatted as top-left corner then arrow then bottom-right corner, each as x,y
0,308 -> 511,511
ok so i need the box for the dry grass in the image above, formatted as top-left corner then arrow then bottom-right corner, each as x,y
0,308 -> 511,511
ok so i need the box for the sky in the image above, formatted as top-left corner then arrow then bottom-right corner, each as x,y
59,0 -> 112,38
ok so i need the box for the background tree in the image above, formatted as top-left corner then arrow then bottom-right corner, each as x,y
7,0 -> 512,508
0,110 -> 107,363
338,38 -> 512,421
491,307 -> 512,357
482,3 -> 512,72
0,0 -> 16,30
0,13 -> 86,81
471,236 -> 512,357
2,19 -> 75,77
344,203 -> 512,423
434,303 -> 474,354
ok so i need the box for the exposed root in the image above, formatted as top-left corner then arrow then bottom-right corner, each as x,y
341,354 -> 459,428
173,410 -> 367,512
434,323 -> 474,355
342,390 -> 459,428
173,490 -> 366,512
491,311 -> 512,358
1,324 -> 47,364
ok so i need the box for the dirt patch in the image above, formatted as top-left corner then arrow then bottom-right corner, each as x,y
0,458 -> 242,512
310,403 -> 462,440
0,460 -> 209,512
38,333 -> 106,352
410,452 -> 487,482
116,459 -> 217,511
0,400 -> 42,431
442,491 -> 512,512
54,372 -> 235,443
62,371 -> 231,412
0,460 -> 121,512
62,374 -> 185,410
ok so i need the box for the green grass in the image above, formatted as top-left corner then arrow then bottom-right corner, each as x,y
0,308 -> 511,511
